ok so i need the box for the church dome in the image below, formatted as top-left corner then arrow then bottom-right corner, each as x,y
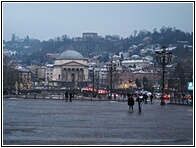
57,50 -> 84,60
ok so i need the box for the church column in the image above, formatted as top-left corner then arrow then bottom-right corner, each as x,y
77,68 -> 80,81
66,68 -> 68,81
68,68 -> 71,81
72,68 -> 76,82
81,69 -> 84,81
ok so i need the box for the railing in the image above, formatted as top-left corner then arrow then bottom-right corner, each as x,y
3,93 -> 109,101
169,97 -> 193,106
3,94 -> 193,105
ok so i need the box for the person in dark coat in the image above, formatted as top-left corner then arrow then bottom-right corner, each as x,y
150,94 -> 153,104
65,91 -> 69,102
127,93 -> 135,112
136,94 -> 143,113
69,91 -> 72,102
143,93 -> 148,104
72,91 -> 75,99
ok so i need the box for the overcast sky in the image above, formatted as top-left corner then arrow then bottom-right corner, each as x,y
3,2 -> 193,41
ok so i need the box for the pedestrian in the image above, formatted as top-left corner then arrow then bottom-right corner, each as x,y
72,91 -> 75,99
136,94 -> 143,113
123,93 -> 126,100
144,93 -> 148,104
65,91 -> 69,102
69,91 -> 72,102
150,94 -> 153,104
114,93 -> 116,100
127,93 -> 135,112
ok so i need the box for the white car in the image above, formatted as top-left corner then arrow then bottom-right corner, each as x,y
154,93 -> 162,99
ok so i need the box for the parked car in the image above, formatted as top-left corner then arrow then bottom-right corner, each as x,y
182,93 -> 192,104
10,91 -> 21,95
183,99 -> 192,105
154,92 -> 162,99
182,93 -> 191,100
27,92 -> 39,95
3,90 -> 9,95
163,94 -> 170,100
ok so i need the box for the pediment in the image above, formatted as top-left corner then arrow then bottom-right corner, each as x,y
62,61 -> 87,67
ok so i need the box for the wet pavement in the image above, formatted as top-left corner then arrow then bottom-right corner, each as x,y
3,98 -> 193,146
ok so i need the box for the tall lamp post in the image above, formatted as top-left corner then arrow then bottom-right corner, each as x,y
155,46 -> 173,105
107,61 -> 116,100
92,67 -> 95,97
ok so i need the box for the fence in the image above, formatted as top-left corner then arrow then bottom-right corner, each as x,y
3,94 -> 193,105
170,96 -> 193,106
3,93 -> 110,101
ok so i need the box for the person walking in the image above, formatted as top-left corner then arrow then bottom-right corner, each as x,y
144,93 -> 148,104
72,91 -> 75,99
136,94 -> 143,113
65,91 -> 69,102
114,93 -> 116,100
150,94 -> 153,104
127,93 -> 135,112
69,91 -> 72,102
123,93 -> 126,100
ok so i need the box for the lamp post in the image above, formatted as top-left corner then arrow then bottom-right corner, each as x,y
155,46 -> 173,105
107,61 -> 116,100
92,67 -> 95,97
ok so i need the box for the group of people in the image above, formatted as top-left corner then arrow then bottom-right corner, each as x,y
127,93 -> 154,113
64,91 -> 75,102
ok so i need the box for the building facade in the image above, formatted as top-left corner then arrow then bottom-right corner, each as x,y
18,68 -> 31,89
49,50 -> 89,89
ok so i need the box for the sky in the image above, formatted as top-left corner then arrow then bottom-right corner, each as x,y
2,2 -> 194,41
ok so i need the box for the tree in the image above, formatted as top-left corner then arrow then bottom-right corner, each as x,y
133,30 -> 137,37
173,60 -> 193,92
135,78 -> 141,88
142,76 -> 148,90
120,53 -> 124,61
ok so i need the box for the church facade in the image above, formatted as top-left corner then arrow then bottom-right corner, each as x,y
49,50 -> 89,89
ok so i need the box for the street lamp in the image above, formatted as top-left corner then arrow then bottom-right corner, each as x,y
155,46 -> 173,105
107,61 -> 116,100
92,67 -> 95,97
89,67 -> 96,97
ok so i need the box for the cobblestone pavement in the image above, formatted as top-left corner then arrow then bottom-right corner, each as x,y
3,98 -> 193,146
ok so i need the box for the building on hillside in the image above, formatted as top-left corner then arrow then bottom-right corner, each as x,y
45,64 -> 53,85
15,66 -> 31,89
83,32 -> 98,40
121,58 -> 149,68
36,66 -> 46,80
118,70 -> 159,89
3,65 -> 18,91
47,53 -> 60,59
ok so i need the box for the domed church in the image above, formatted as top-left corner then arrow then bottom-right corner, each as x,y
51,50 -> 89,88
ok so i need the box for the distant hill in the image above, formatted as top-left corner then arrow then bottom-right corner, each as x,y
3,26 -> 193,65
